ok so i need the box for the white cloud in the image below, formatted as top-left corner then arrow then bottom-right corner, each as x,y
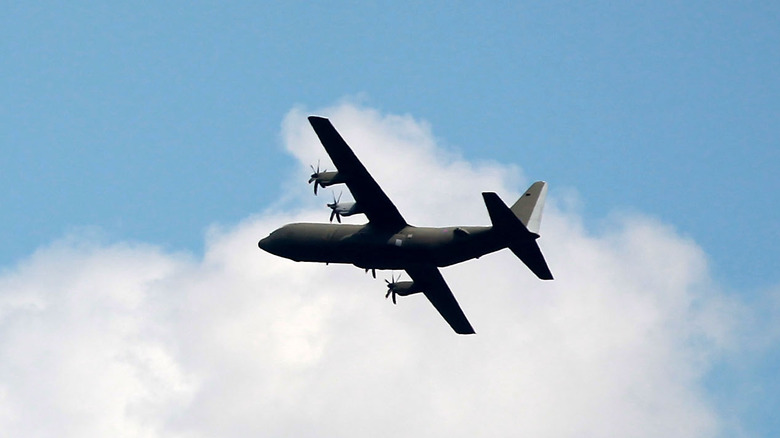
0,102 -> 766,437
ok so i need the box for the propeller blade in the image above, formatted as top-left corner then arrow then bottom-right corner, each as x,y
335,212 -> 341,223
392,291 -> 396,304
314,182 -> 318,195
329,209 -> 336,223
309,161 -> 319,183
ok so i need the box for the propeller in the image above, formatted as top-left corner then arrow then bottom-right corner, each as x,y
308,160 -> 328,195
384,272 -> 403,305
327,192 -> 343,223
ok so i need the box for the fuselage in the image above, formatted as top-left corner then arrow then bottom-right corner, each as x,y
258,223 -> 505,270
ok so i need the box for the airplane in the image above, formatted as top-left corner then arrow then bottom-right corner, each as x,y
258,116 -> 553,334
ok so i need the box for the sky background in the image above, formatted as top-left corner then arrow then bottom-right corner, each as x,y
2,2 -> 779,437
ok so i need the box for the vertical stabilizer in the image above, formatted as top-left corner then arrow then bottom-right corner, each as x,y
510,181 -> 548,235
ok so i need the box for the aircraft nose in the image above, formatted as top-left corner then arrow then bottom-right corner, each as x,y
258,235 -> 273,253
258,227 -> 290,257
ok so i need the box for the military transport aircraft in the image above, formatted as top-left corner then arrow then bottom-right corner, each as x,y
258,116 -> 553,334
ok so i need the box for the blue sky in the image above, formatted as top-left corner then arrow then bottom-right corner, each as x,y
4,2 -> 777,289
2,2 -> 779,436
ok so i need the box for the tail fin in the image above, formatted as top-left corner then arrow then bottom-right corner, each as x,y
510,181 -> 548,235
483,190 -> 553,280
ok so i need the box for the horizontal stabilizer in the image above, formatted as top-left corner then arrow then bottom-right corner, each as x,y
509,240 -> 553,280
483,192 -> 536,238
483,192 -> 554,280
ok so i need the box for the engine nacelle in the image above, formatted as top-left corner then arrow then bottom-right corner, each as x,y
311,171 -> 343,187
388,281 -> 422,296
308,162 -> 348,195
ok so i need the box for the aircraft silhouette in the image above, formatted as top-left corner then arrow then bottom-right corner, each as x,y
259,116 -> 553,334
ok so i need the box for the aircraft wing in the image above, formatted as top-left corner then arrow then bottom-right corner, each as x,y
308,116 -> 407,231
405,266 -> 475,335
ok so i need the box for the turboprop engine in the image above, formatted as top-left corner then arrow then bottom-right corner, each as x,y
308,161 -> 346,194
385,274 -> 423,304
327,192 -> 364,223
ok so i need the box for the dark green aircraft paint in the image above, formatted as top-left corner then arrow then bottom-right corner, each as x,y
258,116 -> 553,334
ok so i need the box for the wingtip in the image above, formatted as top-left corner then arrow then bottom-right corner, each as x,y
455,322 -> 476,335
308,115 -> 332,130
